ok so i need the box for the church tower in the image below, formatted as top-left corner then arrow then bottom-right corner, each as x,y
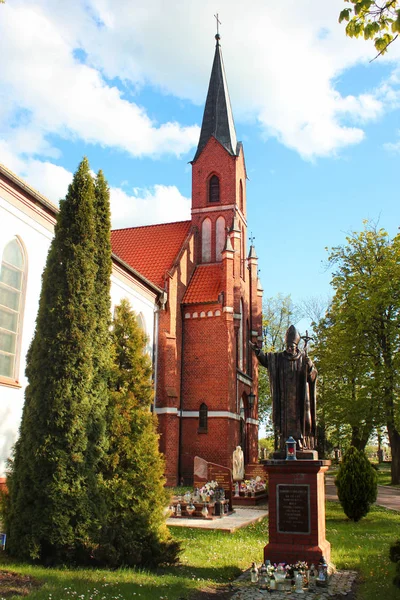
179,32 -> 262,482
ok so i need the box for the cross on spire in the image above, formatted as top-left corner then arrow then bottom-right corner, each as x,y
249,232 -> 255,245
214,13 -> 221,36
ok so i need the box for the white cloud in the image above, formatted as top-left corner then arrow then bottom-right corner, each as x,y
384,130 -> 400,154
110,185 -> 191,229
0,142 -> 190,226
1,0 -> 400,163
20,161 -> 73,203
0,3 -> 199,162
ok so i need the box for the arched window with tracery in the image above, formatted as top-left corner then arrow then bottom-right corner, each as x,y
201,217 -> 212,263
0,238 -> 27,383
199,402 -> 208,432
209,175 -> 220,203
215,216 -> 225,262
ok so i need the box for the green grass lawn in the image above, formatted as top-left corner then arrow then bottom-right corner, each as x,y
373,463 -> 400,488
1,502 -> 400,600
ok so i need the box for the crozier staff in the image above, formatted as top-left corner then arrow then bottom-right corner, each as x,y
250,325 -> 317,451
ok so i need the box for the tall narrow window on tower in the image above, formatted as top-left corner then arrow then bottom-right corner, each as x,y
0,237 -> 27,384
215,216 -> 225,262
201,217 -> 212,263
198,403 -> 208,432
209,175 -> 220,203
239,180 -> 244,212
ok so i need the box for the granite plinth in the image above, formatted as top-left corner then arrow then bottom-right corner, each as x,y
263,459 -> 331,565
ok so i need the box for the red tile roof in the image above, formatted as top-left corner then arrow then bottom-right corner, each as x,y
111,221 -> 192,288
183,263 -> 222,304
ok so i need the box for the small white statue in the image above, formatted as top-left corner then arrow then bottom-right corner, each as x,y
232,445 -> 244,481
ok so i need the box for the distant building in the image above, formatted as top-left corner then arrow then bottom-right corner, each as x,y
0,34 -> 262,486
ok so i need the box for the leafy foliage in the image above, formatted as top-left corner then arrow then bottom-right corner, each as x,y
335,446 -> 378,521
4,158 -> 110,564
313,223 -> 400,481
97,299 -> 180,567
339,0 -> 400,57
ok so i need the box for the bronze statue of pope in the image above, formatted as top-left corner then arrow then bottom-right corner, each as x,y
250,325 -> 317,452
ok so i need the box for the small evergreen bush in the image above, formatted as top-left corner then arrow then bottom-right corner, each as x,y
98,299 -> 180,567
335,446 -> 377,522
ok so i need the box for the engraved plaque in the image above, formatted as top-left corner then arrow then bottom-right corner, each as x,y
208,467 -> 232,491
277,484 -> 310,534
245,464 -> 267,480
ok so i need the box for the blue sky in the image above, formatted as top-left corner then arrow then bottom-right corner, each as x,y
1,0 -> 399,313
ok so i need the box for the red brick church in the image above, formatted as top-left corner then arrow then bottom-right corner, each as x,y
111,34 -> 263,485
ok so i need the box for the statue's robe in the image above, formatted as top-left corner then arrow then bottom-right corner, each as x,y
257,350 -> 317,450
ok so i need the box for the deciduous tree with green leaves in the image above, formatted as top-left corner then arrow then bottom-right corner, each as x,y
4,158 -> 111,563
313,308 -> 380,453
316,222 -> 400,482
97,299 -> 180,567
339,0 -> 400,57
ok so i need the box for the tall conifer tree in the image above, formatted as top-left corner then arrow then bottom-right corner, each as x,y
97,299 -> 180,567
4,158 -> 109,563
84,171 -> 113,523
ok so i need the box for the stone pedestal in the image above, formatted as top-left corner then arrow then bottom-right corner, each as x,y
264,459 -> 331,565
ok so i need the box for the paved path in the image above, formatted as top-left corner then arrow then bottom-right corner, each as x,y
326,476 -> 400,511
167,505 -> 268,533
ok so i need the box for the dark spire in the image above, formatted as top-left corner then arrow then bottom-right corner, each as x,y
192,34 -> 238,163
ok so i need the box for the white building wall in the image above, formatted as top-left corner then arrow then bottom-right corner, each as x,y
0,192 -> 158,477
0,194 -> 54,475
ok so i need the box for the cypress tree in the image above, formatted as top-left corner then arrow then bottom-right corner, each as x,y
96,299 -> 180,567
84,171 -> 113,525
4,158 -> 108,563
335,446 -> 378,522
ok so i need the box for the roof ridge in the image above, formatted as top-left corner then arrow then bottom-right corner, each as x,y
112,219 -> 191,233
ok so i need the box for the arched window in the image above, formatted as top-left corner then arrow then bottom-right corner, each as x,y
209,175 -> 220,203
136,312 -> 146,333
201,217 -> 212,263
0,238 -> 26,382
239,180 -> 244,212
215,216 -> 225,262
199,403 -> 208,433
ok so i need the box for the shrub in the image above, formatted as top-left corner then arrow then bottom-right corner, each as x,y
335,446 -> 377,522
99,299 -> 180,567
